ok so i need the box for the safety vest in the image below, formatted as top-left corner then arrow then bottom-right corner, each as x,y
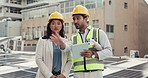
72,27 -> 104,72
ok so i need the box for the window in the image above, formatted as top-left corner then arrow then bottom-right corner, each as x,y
75,0 -> 84,6
32,44 -> 36,46
106,25 -> 114,33
27,44 -> 31,46
37,26 -> 42,37
124,47 -> 128,53
85,0 -> 96,9
10,7 -> 21,14
65,1 -> 74,13
27,0 -> 38,4
27,27 -> 30,35
10,0 -> 21,4
92,20 -> 99,28
32,27 -> 36,39
124,2 -> 128,9
60,3 -> 64,13
0,7 -> 2,13
64,23 -> 69,33
109,0 -> 112,5
106,24 -> 114,39
124,25 -> 128,31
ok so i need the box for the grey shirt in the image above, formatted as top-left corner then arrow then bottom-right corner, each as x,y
52,42 -> 62,72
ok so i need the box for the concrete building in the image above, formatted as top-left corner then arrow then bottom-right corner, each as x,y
21,0 -> 148,57
104,0 -> 148,57
0,0 -> 22,21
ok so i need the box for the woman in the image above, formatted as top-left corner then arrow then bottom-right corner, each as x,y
36,12 -> 72,78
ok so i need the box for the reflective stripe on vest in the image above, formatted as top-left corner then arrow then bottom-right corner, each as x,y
72,27 -> 104,72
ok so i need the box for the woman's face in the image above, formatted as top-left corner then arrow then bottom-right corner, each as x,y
50,20 -> 62,34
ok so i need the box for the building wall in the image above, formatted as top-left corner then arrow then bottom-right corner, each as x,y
138,0 -> 148,57
104,0 -> 148,57
21,17 -> 48,47
114,0 -> 135,56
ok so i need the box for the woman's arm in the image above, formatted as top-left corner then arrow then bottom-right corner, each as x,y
61,39 -> 72,52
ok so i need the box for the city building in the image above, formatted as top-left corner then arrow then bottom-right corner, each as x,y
4,0 -> 147,57
0,0 -> 22,21
0,0 -> 22,39
104,0 -> 148,57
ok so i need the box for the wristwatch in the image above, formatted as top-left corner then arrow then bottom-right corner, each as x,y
92,54 -> 95,58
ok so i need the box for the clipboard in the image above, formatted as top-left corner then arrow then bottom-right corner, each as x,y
71,43 -> 88,58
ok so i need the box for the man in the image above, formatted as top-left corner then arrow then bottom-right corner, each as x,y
71,5 -> 113,78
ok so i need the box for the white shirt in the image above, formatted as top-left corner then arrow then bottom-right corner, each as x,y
79,26 -> 113,60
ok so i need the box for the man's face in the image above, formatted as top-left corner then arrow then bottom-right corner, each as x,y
72,15 -> 85,29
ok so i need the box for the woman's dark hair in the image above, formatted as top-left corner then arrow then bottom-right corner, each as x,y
42,19 -> 65,39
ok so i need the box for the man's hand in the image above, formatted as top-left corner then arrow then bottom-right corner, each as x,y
80,50 -> 93,58
57,74 -> 65,78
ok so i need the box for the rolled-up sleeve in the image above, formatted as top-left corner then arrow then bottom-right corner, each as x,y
97,30 -> 113,60
61,39 -> 72,53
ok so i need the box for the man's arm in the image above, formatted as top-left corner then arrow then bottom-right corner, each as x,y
96,30 -> 113,60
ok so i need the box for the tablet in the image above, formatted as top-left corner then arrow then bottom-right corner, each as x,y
71,43 -> 88,58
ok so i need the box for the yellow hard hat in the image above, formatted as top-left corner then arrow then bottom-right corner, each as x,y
72,5 -> 89,17
48,11 -> 64,23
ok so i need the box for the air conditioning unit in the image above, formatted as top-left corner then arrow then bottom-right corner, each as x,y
17,41 -> 22,45
29,35 -> 33,40
38,31 -> 42,38
144,54 -> 148,58
34,31 -> 38,38
22,32 -> 26,38
26,35 -> 29,40
130,50 -> 139,58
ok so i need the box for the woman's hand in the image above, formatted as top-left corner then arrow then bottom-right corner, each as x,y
57,74 -> 65,78
50,32 -> 66,50
50,75 -> 57,78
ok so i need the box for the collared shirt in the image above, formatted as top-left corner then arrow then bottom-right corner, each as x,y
78,26 -> 113,60
79,26 -> 92,42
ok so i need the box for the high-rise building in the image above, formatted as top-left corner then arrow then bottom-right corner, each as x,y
20,0 -> 148,57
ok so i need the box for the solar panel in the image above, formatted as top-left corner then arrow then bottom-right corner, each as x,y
19,74 -> 36,78
102,58 -> 128,66
128,62 -> 148,71
98,60 -> 114,64
103,58 -> 127,62
104,70 -> 145,78
0,58 -> 26,66
111,61 -> 128,65
0,70 -> 36,78
25,67 -> 38,72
